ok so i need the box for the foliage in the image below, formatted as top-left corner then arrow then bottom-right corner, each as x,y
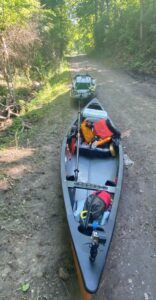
20,282 -> 30,292
0,0 -> 72,72
0,0 -> 73,110
0,0 -> 155,116
0,62 -> 70,148
72,0 -> 156,73
0,0 -> 40,31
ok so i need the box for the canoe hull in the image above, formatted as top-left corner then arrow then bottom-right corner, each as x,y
60,98 -> 124,295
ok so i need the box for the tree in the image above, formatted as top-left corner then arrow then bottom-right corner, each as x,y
71,0 -> 156,73
140,0 -> 144,41
0,0 -> 40,114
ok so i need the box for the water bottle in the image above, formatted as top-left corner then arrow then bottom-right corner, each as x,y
101,210 -> 110,225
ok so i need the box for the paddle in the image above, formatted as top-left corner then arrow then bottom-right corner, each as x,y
74,98 -> 81,181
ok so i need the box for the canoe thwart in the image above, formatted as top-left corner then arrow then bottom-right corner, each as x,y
67,180 -> 116,193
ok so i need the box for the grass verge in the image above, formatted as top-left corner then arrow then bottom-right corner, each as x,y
0,62 -> 71,149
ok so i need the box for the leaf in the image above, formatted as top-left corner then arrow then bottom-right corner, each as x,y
21,282 -> 30,292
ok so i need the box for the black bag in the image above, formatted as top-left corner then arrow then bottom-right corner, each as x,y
83,192 -> 106,222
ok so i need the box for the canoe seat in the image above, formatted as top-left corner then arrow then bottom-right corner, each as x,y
78,143 -> 111,157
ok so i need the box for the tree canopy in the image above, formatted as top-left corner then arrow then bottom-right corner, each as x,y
0,0 -> 74,111
0,0 -> 155,113
72,0 -> 156,73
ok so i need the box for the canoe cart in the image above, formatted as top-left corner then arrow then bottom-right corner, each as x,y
71,74 -> 96,101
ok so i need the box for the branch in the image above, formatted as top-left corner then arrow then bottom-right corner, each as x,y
0,115 -> 7,120
7,108 -> 19,118
21,120 -> 32,132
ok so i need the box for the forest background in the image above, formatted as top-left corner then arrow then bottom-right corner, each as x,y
0,0 -> 155,132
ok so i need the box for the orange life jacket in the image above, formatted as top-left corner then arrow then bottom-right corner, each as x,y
93,119 -> 113,139
80,120 -> 95,143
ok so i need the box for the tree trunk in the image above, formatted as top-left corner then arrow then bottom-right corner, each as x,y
0,34 -> 16,106
94,0 -> 98,22
105,0 -> 110,13
99,0 -> 105,17
140,0 -> 144,42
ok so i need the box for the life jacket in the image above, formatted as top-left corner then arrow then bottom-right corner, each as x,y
93,119 -> 113,139
80,120 -> 95,143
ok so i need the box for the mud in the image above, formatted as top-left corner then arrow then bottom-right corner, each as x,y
0,55 -> 156,300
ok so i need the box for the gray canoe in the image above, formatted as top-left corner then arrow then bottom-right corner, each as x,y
60,98 -> 124,294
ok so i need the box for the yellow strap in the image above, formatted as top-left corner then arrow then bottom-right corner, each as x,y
95,136 -> 111,147
80,210 -> 88,219
109,143 -> 116,157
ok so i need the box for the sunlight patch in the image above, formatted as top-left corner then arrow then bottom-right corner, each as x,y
0,148 -> 35,163
6,164 -> 32,179
0,178 -> 10,191
0,118 -> 13,131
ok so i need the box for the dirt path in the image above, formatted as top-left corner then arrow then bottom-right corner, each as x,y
0,56 -> 156,300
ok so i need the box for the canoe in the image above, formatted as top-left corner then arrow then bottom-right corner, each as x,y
60,98 -> 123,298
71,74 -> 96,100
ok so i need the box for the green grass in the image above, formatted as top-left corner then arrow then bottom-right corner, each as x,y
0,62 -> 71,149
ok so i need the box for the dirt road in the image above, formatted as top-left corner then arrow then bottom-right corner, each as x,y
0,55 -> 156,300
